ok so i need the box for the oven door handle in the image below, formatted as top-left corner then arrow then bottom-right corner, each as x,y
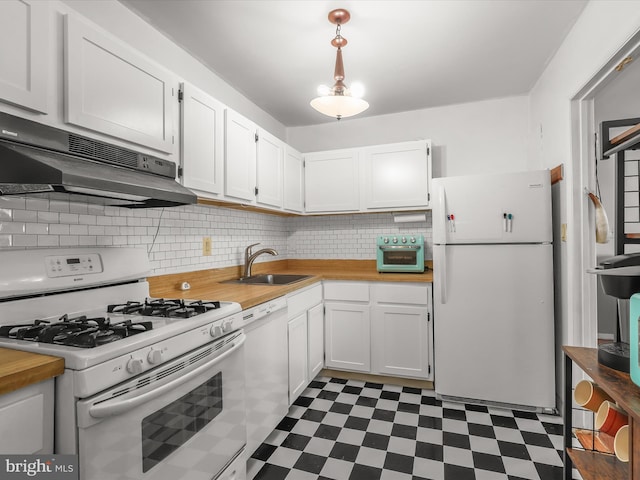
88,335 -> 245,419
378,245 -> 421,250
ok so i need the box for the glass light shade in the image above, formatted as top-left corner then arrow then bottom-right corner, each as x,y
310,94 -> 369,119
349,82 -> 365,99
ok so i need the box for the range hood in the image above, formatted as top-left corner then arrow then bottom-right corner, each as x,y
0,113 -> 196,208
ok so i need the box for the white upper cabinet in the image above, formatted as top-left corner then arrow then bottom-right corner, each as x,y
304,149 -> 360,213
0,0 -> 48,113
179,82 -> 225,197
363,140 -> 432,210
302,140 -> 432,215
256,128 -> 284,209
283,146 -> 304,213
224,109 -> 257,202
64,15 -> 175,153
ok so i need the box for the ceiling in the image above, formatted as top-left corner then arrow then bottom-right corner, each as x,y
118,0 -> 588,128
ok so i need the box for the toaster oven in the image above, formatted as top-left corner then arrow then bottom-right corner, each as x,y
376,235 -> 425,273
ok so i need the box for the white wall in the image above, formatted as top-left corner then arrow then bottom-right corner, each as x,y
530,0 -> 640,342
288,213 -> 432,259
288,96 -> 530,178
528,0 -> 640,409
0,195 -> 289,274
0,195 -> 433,275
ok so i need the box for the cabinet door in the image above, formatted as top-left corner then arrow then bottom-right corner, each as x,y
284,146 -> 304,212
180,82 -> 225,196
304,149 -> 360,213
307,303 -> 324,380
372,304 -> 431,379
64,15 -> 175,153
256,128 -> 283,208
0,379 -> 54,453
288,313 -> 308,403
325,302 -> 370,372
225,109 -> 257,202
0,0 -> 48,113
363,140 -> 432,209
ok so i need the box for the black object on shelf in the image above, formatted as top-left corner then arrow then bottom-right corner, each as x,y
598,342 -> 630,373
591,253 -> 640,372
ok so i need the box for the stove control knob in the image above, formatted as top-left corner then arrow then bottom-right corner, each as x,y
402,237 -> 407,243
383,237 -> 389,244
222,320 -> 234,333
147,349 -> 163,365
211,325 -> 223,338
392,237 -> 398,244
126,358 -> 144,374
410,237 -> 416,243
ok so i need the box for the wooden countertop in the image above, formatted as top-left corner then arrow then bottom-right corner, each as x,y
0,348 -> 64,396
149,259 -> 433,310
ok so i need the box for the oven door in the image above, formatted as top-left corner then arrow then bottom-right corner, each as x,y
76,331 -> 246,480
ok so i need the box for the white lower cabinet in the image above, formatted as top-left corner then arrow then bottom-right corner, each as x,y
287,312 -> 308,402
0,379 -> 54,454
307,303 -> 324,380
324,302 -> 371,372
286,283 -> 323,404
324,281 -> 433,380
324,282 -> 371,373
371,283 -> 432,380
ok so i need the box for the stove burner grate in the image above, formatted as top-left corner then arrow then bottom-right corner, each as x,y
0,314 -> 153,348
108,298 -> 221,318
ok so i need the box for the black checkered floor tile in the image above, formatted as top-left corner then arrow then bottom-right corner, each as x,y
247,376 -> 574,480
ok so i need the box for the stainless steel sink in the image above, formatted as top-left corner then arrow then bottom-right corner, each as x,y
222,274 -> 312,286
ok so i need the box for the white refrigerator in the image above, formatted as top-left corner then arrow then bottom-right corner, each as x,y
432,169 -> 555,411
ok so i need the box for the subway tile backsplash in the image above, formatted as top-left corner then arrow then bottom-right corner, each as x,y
0,195 -> 433,275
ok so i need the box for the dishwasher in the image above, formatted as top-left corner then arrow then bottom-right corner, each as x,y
241,297 -> 289,458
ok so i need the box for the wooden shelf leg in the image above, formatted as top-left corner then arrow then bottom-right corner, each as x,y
564,352 -> 573,480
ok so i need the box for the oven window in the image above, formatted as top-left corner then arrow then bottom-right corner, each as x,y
383,250 -> 417,265
141,372 -> 223,473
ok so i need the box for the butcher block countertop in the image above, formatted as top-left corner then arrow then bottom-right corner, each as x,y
149,259 -> 433,310
0,348 -> 64,396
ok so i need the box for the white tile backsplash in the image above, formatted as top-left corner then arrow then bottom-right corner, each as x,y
0,195 -> 433,274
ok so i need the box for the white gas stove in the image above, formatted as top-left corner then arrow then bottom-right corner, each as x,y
0,247 -> 246,480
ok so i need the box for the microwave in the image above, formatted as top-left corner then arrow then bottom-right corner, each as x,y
376,235 -> 425,273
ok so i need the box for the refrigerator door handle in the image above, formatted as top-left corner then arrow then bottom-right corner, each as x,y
437,246 -> 447,304
436,184 -> 447,244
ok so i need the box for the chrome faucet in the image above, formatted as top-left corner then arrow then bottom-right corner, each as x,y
243,243 -> 278,278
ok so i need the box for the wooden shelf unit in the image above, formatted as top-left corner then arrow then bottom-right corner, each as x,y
563,346 -> 640,480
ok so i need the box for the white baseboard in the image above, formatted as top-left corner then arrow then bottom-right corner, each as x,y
597,333 -> 615,341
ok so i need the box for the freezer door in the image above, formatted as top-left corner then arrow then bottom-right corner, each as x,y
433,243 -> 555,409
432,170 -> 552,244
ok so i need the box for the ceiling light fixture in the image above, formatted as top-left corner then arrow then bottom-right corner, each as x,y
310,9 -> 369,121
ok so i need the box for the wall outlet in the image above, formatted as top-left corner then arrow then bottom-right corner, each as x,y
202,237 -> 212,256
561,223 -> 567,242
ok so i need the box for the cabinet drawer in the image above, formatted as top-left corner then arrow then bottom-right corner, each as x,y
323,282 -> 370,302
373,283 -> 430,305
287,283 -> 322,318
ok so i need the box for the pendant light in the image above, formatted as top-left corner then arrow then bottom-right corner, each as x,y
310,9 -> 369,120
